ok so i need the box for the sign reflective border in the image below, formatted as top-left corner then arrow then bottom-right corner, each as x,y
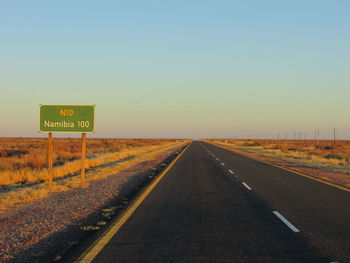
40,105 -> 95,133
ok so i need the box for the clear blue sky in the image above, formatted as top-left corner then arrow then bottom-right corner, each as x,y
1,1 -> 349,138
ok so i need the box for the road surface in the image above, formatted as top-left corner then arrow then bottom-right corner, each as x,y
80,141 -> 350,263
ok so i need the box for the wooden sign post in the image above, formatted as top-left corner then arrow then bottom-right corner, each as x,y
48,132 -> 53,186
80,133 -> 87,186
40,105 -> 95,187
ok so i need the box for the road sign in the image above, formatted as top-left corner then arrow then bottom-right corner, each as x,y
40,105 -> 95,133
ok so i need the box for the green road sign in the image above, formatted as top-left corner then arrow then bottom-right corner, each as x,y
40,105 -> 95,133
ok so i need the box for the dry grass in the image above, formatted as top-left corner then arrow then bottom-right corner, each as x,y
0,138 -> 185,186
207,139 -> 350,176
0,140 -> 188,212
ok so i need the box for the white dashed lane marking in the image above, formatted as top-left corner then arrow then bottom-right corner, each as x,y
273,211 -> 300,233
242,182 -> 252,190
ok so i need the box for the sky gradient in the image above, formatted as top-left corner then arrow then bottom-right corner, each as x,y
1,1 -> 350,138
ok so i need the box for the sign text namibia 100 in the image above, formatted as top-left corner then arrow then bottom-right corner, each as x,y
39,105 -> 95,187
40,105 -> 95,133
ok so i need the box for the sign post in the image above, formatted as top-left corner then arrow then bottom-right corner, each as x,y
40,105 -> 95,187
48,132 -> 53,186
81,132 -> 87,186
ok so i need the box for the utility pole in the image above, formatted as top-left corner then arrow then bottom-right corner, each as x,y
333,128 -> 336,144
314,130 -> 317,144
317,129 -> 320,145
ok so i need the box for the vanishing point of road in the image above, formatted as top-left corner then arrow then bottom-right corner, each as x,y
77,141 -> 350,263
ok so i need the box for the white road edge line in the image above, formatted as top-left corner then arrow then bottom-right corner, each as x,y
242,182 -> 252,190
273,211 -> 300,233
228,170 -> 234,174
221,162 -> 225,166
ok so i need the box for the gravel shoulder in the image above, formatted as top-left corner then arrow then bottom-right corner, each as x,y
0,144 -> 186,262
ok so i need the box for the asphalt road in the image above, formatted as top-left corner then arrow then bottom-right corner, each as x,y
88,141 -> 349,263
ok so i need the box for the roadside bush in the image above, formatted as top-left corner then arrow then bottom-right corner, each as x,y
242,141 -> 261,147
287,147 -> 298,151
324,152 -> 349,161
0,149 -> 28,157
323,145 -> 333,150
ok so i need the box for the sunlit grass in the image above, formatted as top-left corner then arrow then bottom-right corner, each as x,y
207,139 -> 350,175
0,138 -> 184,186
0,141 -> 187,212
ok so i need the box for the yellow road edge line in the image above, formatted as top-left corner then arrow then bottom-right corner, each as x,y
208,142 -> 350,193
75,143 -> 191,263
